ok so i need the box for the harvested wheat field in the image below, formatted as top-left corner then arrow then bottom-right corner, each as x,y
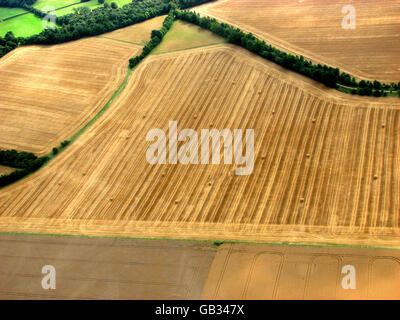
0,37 -> 139,156
0,234 -> 216,299
202,243 -> 400,300
0,44 -> 399,247
195,0 -> 400,82
99,15 -> 166,46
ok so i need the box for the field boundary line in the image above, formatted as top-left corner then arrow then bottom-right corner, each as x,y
97,36 -> 145,47
193,1 -> 386,83
150,41 -> 227,55
0,230 -> 399,251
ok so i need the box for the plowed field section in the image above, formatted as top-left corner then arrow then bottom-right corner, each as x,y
196,0 -> 400,82
0,37 -> 139,155
0,166 -> 14,175
0,46 -> 399,247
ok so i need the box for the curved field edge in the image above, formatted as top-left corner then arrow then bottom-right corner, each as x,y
174,10 -> 400,97
0,13 -> 173,188
0,44 -> 399,248
0,66 -> 134,190
151,20 -> 226,54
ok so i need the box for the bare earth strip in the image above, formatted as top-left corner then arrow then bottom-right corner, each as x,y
0,37 -> 140,156
0,44 -> 399,247
194,0 -> 400,83
0,234 -> 216,299
202,243 -> 400,300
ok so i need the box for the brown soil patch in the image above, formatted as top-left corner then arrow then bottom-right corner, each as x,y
0,234 -> 216,299
0,165 -> 15,175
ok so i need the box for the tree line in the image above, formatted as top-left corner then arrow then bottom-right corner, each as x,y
0,0 -> 36,7
0,149 -> 49,187
129,11 -> 174,68
175,10 -> 400,97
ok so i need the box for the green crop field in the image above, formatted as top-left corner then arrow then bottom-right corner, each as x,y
0,13 -> 43,37
33,0 -> 79,10
0,7 -> 27,20
0,0 -> 134,37
55,0 -> 133,16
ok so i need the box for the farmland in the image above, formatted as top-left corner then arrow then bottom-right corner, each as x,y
54,0 -> 133,16
203,243 -> 400,300
0,234 -> 216,299
0,13 -> 43,37
0,1 -> 399,301
100,15 -> 166,46
0,41 -> 399,247
0,7 -> 26,20
33,0 -> 79,10
195,0 -> 400,83
0,0 -> 135,38
0,37 -> 139,155
152,20 -> 225,54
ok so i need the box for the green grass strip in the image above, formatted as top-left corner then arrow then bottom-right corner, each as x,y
2,17 -> 399,250
151,41 -> 226,55
69,68 -> 132,143
0,231 -> 399,251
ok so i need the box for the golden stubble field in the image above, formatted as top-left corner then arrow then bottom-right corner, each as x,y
0,166 -> 14,175
202,243 -> 400,300
0,37 -> 140,156
0,43 -> 399,247
100,15 -> 166,45
195,0 -> 400,83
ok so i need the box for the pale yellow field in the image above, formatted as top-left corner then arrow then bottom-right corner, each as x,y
203,243 -> 400,300
100,15 -> 166,45
0,43 -> 399,248
195,0 -> 400,83
0,37 -> 139,156
0,234 -> 216,299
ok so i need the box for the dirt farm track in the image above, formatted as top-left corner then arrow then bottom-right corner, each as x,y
0,43 -> 399,248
